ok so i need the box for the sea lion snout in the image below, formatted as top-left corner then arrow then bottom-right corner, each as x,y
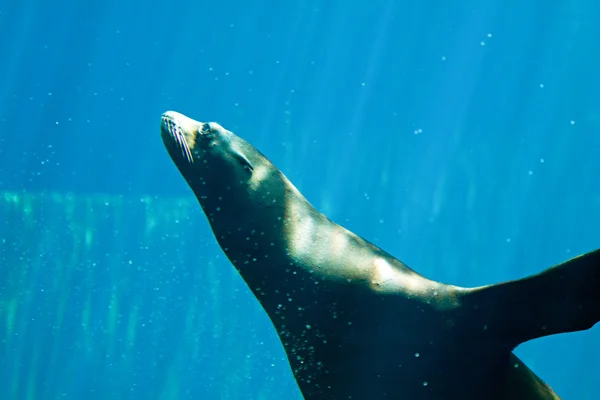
161,111 -> 201,131
160,111 -> 202,163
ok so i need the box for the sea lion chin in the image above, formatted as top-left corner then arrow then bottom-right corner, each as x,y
160,110 -> 599,400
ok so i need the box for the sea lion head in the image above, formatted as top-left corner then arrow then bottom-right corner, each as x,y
160,111 -> 254,185
160,111 -> 294,235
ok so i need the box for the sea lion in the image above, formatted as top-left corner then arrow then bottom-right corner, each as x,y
159,110 -> 599,400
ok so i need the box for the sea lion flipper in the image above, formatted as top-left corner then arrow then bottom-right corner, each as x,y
462,248 -> 600,347
504,353 -> 562,400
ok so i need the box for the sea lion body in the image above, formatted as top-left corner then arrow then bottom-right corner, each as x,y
160,111 -> 599,399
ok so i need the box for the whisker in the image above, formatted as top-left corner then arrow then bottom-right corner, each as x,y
163,117 -> 194,163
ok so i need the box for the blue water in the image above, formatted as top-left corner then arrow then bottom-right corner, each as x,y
1,0 -> 599,399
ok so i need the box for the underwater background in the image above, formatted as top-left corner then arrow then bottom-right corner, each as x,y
1,0 -> 599,398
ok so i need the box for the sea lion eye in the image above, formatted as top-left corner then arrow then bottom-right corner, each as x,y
201,123 -> 212,135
